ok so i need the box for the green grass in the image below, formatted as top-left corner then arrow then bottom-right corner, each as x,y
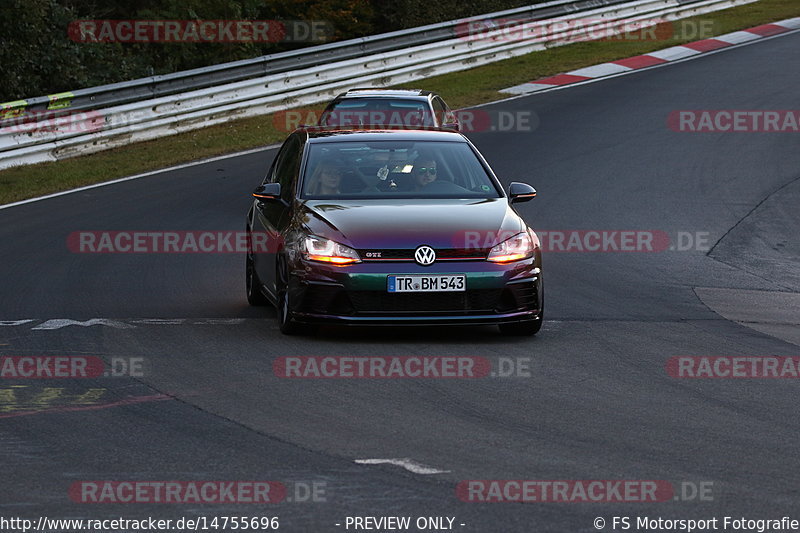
1,0 -> 798,205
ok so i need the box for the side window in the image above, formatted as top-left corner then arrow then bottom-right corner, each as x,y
275,136 -> 302,201
437,97 -> 458,126
431,97 -> 446,125
265,141 -> 289,184
318,103 -> 335,126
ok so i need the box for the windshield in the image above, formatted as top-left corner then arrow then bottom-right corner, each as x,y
301,140 -> 502,199
319,98 -> 435,127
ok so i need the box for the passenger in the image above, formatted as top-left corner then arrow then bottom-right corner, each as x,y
307,161 -> 343,195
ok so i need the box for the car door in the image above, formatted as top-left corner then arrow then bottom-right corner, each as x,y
253,133 -> 303,294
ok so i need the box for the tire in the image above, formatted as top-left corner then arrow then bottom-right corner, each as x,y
245,240 -> 269,306
276,257 -> 302,335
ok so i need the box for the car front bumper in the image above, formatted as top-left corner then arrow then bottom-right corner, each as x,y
287,257 -> 542,326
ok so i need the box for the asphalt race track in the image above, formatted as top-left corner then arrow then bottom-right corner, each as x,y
1,31 -> 799,532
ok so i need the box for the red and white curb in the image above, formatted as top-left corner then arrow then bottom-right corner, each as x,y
501,17 -> 800,95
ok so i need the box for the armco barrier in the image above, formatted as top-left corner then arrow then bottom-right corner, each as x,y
0,0 -> 758,169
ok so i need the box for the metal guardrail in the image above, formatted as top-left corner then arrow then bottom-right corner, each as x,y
0,0 -> 758,169
0,0 -> 633,118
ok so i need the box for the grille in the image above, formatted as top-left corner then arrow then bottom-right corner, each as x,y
349,289 -> 500,314
359,248 -> 486,261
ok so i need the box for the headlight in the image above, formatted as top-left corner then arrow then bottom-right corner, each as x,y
304,235 -> 361,265
487,232 -> 534,263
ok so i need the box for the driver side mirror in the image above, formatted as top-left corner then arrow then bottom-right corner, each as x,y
508,182 -> 537,203
252,183 -> 281,201
442,110 -> 460,131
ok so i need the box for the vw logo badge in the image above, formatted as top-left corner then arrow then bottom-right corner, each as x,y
414,245 -> 436,266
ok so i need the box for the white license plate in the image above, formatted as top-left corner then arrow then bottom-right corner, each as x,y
387,275 -> 466,293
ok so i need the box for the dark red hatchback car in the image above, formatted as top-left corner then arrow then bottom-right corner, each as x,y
246,127 -> 543,336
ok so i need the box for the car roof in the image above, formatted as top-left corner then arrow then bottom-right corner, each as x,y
336,88 -> 433,99
301,128 -> 465,144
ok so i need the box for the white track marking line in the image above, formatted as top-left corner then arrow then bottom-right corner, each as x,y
355,458 -> 451,475
774,18 -> 800,29
647,46 -> 702,61
129,318 -> 187,325
714,30 -> 763,44
501,82 -> 556,95
1,318 -> 252,330
569,62 -> 632,77
0,144 -> 280,211
31,319 -> 136,330
192,318 -> 247,325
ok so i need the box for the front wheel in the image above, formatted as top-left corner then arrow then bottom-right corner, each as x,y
276,258 -> 302,335
246,243 -> 269,306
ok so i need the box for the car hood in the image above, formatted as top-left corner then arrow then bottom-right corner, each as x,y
298,198 -> 525,251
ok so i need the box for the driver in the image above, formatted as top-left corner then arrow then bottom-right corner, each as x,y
412,152 -> 438,191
